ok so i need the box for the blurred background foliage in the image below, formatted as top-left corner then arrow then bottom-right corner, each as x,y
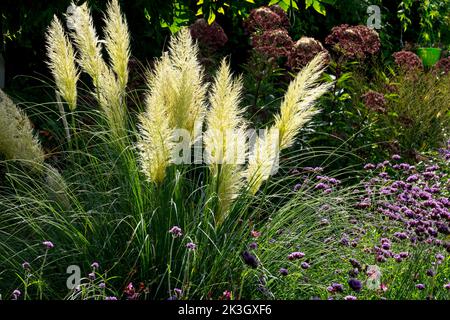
1,0 -> 433,91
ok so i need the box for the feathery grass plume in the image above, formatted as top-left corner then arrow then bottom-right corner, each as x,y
245,53 -> 332,194
0,90 -> 45,170
46,16 -> 79,111
166,28 -> 207,141
97,67 -> 126,139
67,1 -> 127,141
103,0 -> 130,91
138,55 -> 175,184
245,127 -> 280,195
204,60 -> 247,222
45,165 -> 71,209
67,2 -> 107,86
275,52 -> 332,150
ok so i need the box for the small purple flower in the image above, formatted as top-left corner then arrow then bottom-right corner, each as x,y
105,296 -> 118,300
301,262 -> 310,269
169,226 -> 183,238
416,284 -> 425,290
348,278 -> 362,292
22,262 -> 30,270
222,290 -> 232,300
12,289 -> 21,300
392,154 -> 401,161
364,163 -> 376,170
42,241 -> 54,249
249,242 -> 258,250
99,282 -> 106,289
344,295 -> 357,300
444,283 -> 450,290
288,251 -> 305,260
242,251 -> 259,268
91,261 -> 99,269
435,253 -> 444,261
88,272 -> 96,280
279,268 -> 289,276
331,283 -> 344,293
426,269 -> 435,277
186,242 -> 196,250
174,288 -> 183,297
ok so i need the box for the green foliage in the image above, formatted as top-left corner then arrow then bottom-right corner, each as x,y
379,72 -> 450,157
398,0 -> 450,47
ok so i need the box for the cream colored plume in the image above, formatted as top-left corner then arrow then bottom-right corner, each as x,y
204,60 -> 247,221
46,16 -> 79,111
137,55 -> 174,184
97,68 -> 125,139
0,90 -> 45,170
66,1 -> 128,140
166,28 -> 207,141
103,0 -> 130,90
137,28 -> 206,183
245,53 -> 331,194
67,1 -> 107,86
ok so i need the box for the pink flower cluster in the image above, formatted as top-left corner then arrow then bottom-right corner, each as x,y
325,24 -> 381,60
287,37 -> 330,70
361,91 -> 387,113
251,29 -> 293,60
189,18 -> 228,52
246,5 -> 327,67
392,51 -> 423,72
244,6 -> 289,34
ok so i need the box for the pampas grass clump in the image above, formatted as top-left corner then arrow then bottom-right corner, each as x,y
0,90 -> 45,169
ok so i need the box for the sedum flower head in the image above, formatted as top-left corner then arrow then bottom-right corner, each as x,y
46,16 -> 79,111
0,90 -> 45,170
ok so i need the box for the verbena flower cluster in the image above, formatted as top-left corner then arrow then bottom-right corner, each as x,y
361,90 -> 387,113
189,18 -> 228,52
359,150 -> 450,256
392,51 -> 424,72
325,24 -> 381,60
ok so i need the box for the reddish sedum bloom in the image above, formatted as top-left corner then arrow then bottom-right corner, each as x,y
268,5 -> 290,29
434,57 -> 450,75
252,29 -> 293,60
362,90 -> 387,113
287,37 -> 329,70
244,7 -> 285,33
189,18 -> 228,52
392,51 -> 423,72
325,24 -> 380,60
